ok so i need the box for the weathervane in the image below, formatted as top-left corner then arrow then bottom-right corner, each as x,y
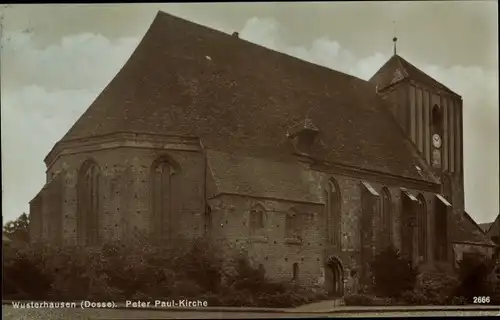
392,20 -> 398,56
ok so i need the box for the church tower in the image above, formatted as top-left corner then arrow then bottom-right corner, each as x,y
370,37 -> 465,209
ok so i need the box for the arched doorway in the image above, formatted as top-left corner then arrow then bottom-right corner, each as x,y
325,257 -> 344,297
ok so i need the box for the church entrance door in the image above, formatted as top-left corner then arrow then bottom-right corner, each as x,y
325,257 -> 344,297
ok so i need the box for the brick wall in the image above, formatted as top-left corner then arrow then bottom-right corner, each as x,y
35,133 -> 462,294
29,192 -> 43,243
46,137 -> 206,245
207,170 -> 443,294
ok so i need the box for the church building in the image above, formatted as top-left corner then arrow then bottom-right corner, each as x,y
29,11 -> 495,296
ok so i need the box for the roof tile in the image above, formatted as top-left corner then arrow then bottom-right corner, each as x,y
59,11 -> 437,182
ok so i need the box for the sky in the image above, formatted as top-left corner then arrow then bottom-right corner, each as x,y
1,2 -> 498,224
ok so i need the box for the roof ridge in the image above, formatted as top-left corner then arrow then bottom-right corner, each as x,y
154,11 -> 372,86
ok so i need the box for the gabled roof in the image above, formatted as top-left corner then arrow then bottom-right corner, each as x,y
58,11 -> 437,183
370,54 -> 459,97
451,210 -> 496,246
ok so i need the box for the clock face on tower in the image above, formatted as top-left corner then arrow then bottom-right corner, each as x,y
432,133 -> 442,148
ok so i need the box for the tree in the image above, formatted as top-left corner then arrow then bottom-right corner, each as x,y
369,246 -> 418,297
4,212 -> 30,244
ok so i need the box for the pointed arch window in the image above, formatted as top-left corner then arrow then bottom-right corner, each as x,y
326,179 -> 341,246
150,156 -> 177,239
77,159 -> 101,246
417,194 -> 428,262
380,187 -> 392,248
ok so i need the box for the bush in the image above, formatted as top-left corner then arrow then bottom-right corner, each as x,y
402,271 -> 460,305
455,254 -> 495,300
3,238 -> 325,308
2,245 -> 53,300
369,246 -> 418,297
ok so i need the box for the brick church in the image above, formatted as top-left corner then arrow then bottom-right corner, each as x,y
29,11 -> 495,296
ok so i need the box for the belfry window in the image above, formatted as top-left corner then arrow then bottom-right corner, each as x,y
77,159 -> 101,246
432,105 -> 443,134
151,157 -> 177,239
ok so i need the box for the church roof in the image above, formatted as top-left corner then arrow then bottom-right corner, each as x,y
58,11 -> 436,183
206,149 -> 322,204
369,54 -> 459,97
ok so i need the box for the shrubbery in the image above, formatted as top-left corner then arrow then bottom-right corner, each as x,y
399,271 -> 461,305
346,247 -> 499,306
2,237 -> 327,308
454,254 -> 496,301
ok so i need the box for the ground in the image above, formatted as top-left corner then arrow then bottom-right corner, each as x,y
3,304 -> 499,320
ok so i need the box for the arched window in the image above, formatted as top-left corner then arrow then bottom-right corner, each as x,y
380,187 -> 392,248
77,159 -> 101,246
417,194 -> 428,262
326,179 -> 341,246
249,204 -> 265,235
150,156 -> 177,239
285,209 -> 301,241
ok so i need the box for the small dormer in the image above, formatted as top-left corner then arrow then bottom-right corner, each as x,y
287,119 -> 320,155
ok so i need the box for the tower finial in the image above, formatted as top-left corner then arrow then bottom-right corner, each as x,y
392,20 -> 398,56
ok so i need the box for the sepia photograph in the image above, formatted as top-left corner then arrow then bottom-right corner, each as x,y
1,2 -> 499,319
